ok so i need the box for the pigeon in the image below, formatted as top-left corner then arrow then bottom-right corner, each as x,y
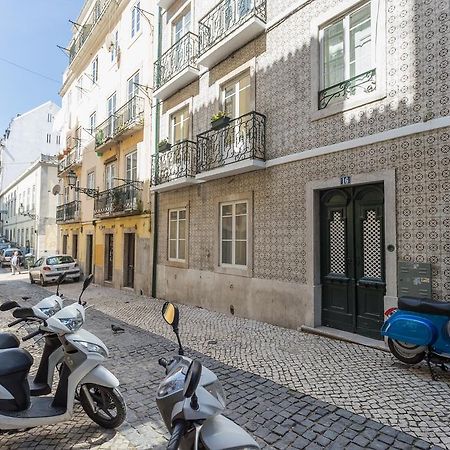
111,324 -> 125,334
21,296 -> 30,300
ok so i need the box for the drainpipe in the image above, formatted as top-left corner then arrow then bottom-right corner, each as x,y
151,7 -> 163,299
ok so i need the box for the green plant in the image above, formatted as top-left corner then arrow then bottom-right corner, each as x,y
211,111 -> 229,122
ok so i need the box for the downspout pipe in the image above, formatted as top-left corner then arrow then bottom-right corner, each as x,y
151,7 -> 163,299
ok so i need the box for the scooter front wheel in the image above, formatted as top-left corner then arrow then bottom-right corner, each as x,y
80,384 -> 126,429
387,338 -> 426,365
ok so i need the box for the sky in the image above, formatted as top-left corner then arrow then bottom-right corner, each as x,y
0,0 -> 84,134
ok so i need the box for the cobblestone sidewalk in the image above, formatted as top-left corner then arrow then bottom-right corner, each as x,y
0,272 -> 447,449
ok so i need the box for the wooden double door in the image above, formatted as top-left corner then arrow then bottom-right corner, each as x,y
320,184 -> 385,339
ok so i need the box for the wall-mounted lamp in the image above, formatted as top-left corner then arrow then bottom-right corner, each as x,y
67,170 -> 99,198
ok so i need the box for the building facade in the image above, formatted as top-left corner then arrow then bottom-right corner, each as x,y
150,0 -> 450,339
0,154 -> 59,257
0,101 -> 61,190
57,0 -> 154,295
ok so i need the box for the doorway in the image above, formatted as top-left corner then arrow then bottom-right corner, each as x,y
320,184 -> 385,339
105,233 -> 114,282
62,235 -> 68,254
124,233 -> 135,288
86,235 -> 93,276
72,234 -> 78,260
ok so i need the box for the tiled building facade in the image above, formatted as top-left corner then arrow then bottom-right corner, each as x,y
151,0 -> 450,338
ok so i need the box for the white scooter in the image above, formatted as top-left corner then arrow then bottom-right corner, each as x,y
0,273 -> 66,395
0,275 -> 126,430
157,302 -> 260,450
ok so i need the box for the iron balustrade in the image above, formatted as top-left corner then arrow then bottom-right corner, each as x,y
95,96 -> 144,148
196,111 -> 266,173
69,0 -> 109,63
154,33 -> 199,91
198,0 -> 267,55
151,140 -> 197,185
56,201 -> 81,222
318,69 -> 377,110
94,182 -> 143,217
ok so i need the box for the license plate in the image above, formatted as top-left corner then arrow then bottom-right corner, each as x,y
57,266 -> 69,271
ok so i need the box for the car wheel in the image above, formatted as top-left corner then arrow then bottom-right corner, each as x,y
40,275 -> 46,286
29,274 -> 35,284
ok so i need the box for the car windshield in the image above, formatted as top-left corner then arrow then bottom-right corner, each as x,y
46,256 -> 75,265
5,250 -> 21,257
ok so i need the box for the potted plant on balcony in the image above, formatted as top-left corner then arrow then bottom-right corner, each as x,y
63,147 -> 70,156
211,111 -> 231,130
57,153 -> 64,161
158,138 -> 171,153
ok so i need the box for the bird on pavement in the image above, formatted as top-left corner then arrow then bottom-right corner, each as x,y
111,324 -> 125,334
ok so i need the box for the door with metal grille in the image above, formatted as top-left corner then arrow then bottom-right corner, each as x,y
320,184 -> 385,339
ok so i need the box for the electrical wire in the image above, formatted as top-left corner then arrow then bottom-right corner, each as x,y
0,57 -> 60,84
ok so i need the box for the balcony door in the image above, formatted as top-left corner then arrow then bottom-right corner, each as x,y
172,9 -> 191,44
127,72 -> 140,121
125,151 -> 138,210
105,161 -> 116,190
107,93 -> 117,137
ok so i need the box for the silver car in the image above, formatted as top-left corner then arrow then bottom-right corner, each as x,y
0,248 -> 24,267
29,255 -> 81,286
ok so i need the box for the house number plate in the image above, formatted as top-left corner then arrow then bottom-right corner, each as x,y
340,176 -> 351,185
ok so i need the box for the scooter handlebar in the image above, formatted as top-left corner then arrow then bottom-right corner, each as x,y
167,420 -> 187,450
22,329 -> 41,342
158,358 -> 168,368
8,318 -> 25,327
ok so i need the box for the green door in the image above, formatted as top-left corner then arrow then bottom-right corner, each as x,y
320,184 -> 385,339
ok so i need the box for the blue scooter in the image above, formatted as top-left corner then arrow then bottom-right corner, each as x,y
381,296 -> 450,375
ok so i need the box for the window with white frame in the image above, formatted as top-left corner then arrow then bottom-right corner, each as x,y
111,30 -> 119,62
87,171 -> 95,190
168,209 -> 186,261
319,1 -> 374,109
105,161 -> 116,190
131,1 -> 141,38
172,8 -> 191,44
77,76 -> 83,100
125,151 -> 138,181
127,71 -> 140,100
220,201 -> 248,267
222,72 -> 251,119
89,112 -> 97,134
56,135 -> 61,145
92,56 -> 98,84
46,133 -> 51,143
170,106 -> 190,143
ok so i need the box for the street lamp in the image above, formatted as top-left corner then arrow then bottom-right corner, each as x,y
67,170 -> 99,198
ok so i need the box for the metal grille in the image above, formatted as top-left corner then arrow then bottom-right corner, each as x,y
329,211 -> 346,275
363,210 -> 382,278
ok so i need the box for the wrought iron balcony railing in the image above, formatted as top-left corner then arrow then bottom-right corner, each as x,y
151,140 -> 197,186
56,201 -> 81,223
196,111 -> 266,173
95,96 -> 145,148
94,182 -> 143,217
69,0 -> 109,64
154,33 -> 199,91
318,69 -> 377,110
198,0 -> 267,55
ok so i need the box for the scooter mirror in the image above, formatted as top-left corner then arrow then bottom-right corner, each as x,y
162,302 -> 179,328
183,360 -> 202,399
12,307 -> 35,319
56,272 -> 67,286
0,301 -> 20,311
83,273 -> 94,291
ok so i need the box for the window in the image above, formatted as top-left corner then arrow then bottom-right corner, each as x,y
31,185 -> 35,210
170,106 -> 190,143
77,76 -> 83,100
87,171 -> 95,190
56,135 -> 61,145
46,133 -> 51,144
127,71 -> 140,100
220,201 -> 247,267
111,30 -> 119,62
47,113 -> 52,123
222,73 -> 251,119
131,1 -> 141,38
168,209 -> 186,261
105,161 -> 116,190
319,1 -> 373,107
125,151 -> 138,181
92,56 -> 98,84
107,93 -> 117,136
172,9 -> 191,44
89,112 -> 97,134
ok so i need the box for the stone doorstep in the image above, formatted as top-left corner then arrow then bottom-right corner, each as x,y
300,325 -> 389,353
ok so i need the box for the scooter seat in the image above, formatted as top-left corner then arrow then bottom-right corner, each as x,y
399,296 -> 450,317
0,332 -> 20,349
0,348 -> 33,376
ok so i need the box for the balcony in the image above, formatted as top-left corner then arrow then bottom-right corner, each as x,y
94,183 -> 143,218
56,201 -> 81,223
196,111 -> 266,181
69,0 -> 110,65
153,33 -> 200,100
151,141 -> 199,192
57,138 -> 82,175
157,0 -> 176,10
198,0 -> 266,68
95,96 -> 145,153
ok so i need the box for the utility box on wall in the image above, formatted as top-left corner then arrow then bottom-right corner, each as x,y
398,261 -> 432,299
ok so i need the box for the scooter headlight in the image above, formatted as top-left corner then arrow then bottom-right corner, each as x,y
58,310 -> 83,332
204,380 -> 226,407
157,367 -> 185,397
75,341 -> 108,358
39,306 -> 60,317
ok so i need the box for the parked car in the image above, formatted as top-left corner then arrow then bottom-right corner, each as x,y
29,254 -> 81,286
0,248 -> 24,267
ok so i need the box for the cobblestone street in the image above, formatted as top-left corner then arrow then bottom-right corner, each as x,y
0,271 -> 448,449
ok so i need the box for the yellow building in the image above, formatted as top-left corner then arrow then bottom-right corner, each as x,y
56,0 -> 154,295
